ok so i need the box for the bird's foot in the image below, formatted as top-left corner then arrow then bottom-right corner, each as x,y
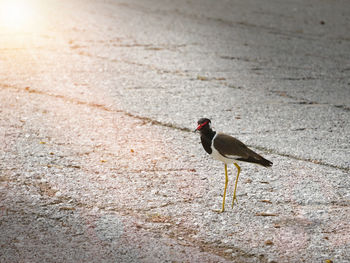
212,208 -> 225,214
231,196 -> 238,208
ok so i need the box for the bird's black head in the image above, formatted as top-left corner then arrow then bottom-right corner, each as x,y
195,118 -> 211,132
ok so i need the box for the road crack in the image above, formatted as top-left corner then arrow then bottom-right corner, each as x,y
1,84 -> 348,171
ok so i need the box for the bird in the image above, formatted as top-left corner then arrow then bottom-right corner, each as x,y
195,118 -> 272,212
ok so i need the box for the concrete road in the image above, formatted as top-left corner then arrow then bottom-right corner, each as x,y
1,0 -> 349,262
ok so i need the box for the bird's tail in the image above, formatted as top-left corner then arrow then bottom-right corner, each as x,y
258,157 -> 273,167
237,150 -> 273,167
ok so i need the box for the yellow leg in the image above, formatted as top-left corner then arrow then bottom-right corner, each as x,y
232,163 -> 241,208
221,164 -> 229,213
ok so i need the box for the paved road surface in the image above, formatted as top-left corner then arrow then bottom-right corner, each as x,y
1,0 -> 349,262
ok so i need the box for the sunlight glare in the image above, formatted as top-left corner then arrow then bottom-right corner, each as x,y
0,0 -> 36,31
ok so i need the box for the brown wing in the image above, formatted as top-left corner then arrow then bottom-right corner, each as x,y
214,133 -> 273,167
213,133 -> 250,158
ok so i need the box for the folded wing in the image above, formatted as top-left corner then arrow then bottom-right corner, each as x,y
214,133 -> 272,167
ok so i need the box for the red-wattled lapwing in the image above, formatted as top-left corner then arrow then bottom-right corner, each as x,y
195,118 -> 272,212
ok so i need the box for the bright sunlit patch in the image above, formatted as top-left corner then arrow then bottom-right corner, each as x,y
0,0 -> 36,31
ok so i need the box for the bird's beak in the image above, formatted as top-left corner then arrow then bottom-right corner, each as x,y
194,121 -> 208,132
194,124 -> 200,132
